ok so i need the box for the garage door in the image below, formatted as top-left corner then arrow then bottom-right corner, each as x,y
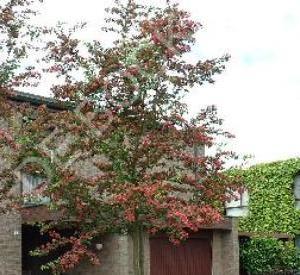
150,231 -> 212,275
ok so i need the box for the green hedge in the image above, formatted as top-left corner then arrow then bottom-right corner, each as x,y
231,158 -> 300,274
240,238 -> 300,274
233,158 -> 300,234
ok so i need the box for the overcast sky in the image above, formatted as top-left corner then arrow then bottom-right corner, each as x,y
30,0 -> 300,166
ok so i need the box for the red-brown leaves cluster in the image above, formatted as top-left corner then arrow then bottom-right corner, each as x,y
59,234 -> 100,273
0,128 -> 18,150
33,231 -> 99,273
0,0 -> 45,90
141,9 -> 199,58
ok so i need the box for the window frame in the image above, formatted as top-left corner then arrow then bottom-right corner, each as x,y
294,174 -> 300,210
225,188 -> 249,217
20,173 -> 50,207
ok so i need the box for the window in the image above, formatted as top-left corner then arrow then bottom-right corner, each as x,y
293,175 -> 300,252
21,173 -> 50,206
294,174 -> 300,210
295,235 -> 300,250
225,189 -> 249,217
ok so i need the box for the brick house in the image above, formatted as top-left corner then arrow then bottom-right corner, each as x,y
0,91 -> 239,275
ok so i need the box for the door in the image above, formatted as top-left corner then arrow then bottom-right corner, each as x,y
150,231 -> 212,275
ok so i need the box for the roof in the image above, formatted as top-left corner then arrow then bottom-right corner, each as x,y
7,90 -> 73,110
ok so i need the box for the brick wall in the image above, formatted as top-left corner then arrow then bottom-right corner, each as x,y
0,213 -> 22,275
70,233 -> 150,275
0,217 -> 239,275
71,223 -> 239,275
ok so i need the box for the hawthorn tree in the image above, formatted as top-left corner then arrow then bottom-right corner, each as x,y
0,0 -> 43,91
0,0 -> 240,274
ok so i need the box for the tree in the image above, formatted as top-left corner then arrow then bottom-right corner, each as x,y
0,0 -> 240,274
0,0 -> 43,91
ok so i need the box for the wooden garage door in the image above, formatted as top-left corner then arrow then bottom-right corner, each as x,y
150,232 -> 212,275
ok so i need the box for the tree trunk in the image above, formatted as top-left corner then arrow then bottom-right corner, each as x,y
132,224 -> 144,275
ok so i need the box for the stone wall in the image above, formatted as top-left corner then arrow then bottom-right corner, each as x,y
0,213 -> 22,275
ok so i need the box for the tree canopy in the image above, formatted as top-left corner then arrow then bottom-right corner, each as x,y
0,0 -> 240,274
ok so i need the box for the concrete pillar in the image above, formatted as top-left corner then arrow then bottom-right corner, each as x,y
212,218 -> 239,275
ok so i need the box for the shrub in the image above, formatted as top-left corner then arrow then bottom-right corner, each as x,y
240,238 -> 300,274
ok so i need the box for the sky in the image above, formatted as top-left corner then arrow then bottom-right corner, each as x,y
30,0 -> 300,166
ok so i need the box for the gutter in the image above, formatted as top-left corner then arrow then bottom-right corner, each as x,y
6,91 -> 74,110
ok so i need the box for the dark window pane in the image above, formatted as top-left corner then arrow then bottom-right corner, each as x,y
294,175 -> 300,199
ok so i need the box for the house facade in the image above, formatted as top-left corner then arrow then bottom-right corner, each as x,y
0,91 -> 240,275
